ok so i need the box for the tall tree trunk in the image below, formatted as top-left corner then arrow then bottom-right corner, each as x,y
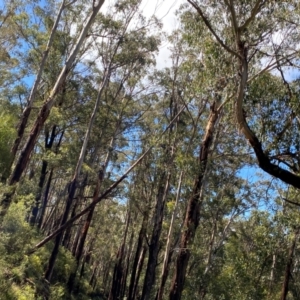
71,219 -> 83,256
40,177 -> 61,233
103,262 -> 113,295
80,238 -> 96,280
157,171 -> 183,300
11,0 -> 66,159
169,102 -> 222,300
133,244 -> 147,299
29,159 -> 48,225
120,231 -> 134,298
44,66 -> 109,282
62,200 -> 78,249
1,0 -> 105,214
268,253 -> 277,296
281,227 -> 300,300
89,263 -> 98,287
37,130 -> 65,229
67,172 -> 102,292
68,135 -> 115,292
38,168 -> 54,229
128,213 -> 148,300
62,174 -> 87,248
108,210 -> 131,300
141,171 -> 172,300
30,126 -> 64,225
44,177 -> 78,281
29,106 -> 185,253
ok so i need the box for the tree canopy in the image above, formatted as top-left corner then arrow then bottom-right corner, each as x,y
1,0 -> 300,299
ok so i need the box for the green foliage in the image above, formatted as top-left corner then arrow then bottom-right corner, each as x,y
2,0 -> 300,299
0,199 -> 78,299
0,104 -> 16,181
0,200 -> 36,298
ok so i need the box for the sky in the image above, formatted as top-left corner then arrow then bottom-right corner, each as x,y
141,0 -> 182,31
94,0 -> 184,69
140,0 -> 184,68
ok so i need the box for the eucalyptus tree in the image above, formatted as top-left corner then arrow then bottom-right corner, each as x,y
159,1 -> 300,298
140,52 -> 186,300
186,0 -> 300,188
1,0 -> 106,213
44,0 -> 161,284
11,0 -> 70,159
155,11 -> 235,299
0,0 -> 21,87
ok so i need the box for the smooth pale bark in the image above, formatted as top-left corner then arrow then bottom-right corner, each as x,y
157,171 -> 183,300
11,0 -> 67,158
268,253 -> 276,296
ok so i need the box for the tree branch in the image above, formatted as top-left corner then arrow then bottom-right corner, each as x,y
187,0 -> 241,59
282,198 -> 300,207
224,0 -> 239,35
239,0 -> 266,31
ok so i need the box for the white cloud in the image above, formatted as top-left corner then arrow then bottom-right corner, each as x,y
140,0 -> 184,69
